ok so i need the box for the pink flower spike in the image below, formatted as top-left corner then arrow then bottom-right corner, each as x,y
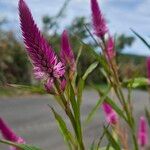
102,102 -> 118,125
91,0 -> 108,38
33,67 -> 45,80
138,116 -> 148,147
146,57 -> 150,81
0,118 -> 25,150
60,30 -> 75,73
60,79 -> 67,91
106,36 -> 116,60
44,78 -> 54,94
19,0 -> 65,87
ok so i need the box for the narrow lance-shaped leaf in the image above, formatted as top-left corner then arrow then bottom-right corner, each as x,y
77,78 -> 85,107
69,81 -> 79,119
131,29 -> 150,49
123,77 -> 149,88
50,106 -> 77,148
90,141 -> 96,150
103,126 -> 120,150
68,81 -> 83,146
145,108 -> 150,127
73,46 -> 83,87
82,62 -> 99,80
84,86 -> 111,124
0,140 -> 41,150
72,33 -> 110,74
96,124 -> 110,149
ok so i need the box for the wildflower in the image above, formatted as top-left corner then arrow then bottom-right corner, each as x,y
90,0 -> 108,38
44,78 -> 54,94
60,79 -> 67,91
146,57 -> 150,81
106,35 -> 116,60
102,102 -> 118,125
138,116 -> 148,147
0,117 -> 25,150
19,0 -> 65,90
60,30 -> 75,77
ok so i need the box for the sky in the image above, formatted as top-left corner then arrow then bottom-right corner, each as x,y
0,0 -> 150,56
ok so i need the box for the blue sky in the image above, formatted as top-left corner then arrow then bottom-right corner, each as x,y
0,0 -> 150,56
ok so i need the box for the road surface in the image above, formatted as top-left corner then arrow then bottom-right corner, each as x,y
0,90 -> 149,149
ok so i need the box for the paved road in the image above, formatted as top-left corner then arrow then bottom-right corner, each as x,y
0,90 -> 149,150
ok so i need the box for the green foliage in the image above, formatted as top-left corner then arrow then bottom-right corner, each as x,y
0,140 -> 41,150
115,34 -> 135,52
103,127 -> 120,150
0,30 -> 30,85
85,86 -> 110,124
82,62 -> 99,80
132,29 -> 150,49
50,107 -> 77,149
145,108 -> 150,127
124,77 -> 149,88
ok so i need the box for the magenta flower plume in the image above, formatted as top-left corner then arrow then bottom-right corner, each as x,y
146,57 -> 150,81
138,116 -> 148,147
60,30 -> 75,74
0,118 -> 25,150
91,0 -> 108,38
102,102 -> 118,125
106,35 -> 116,60
19,0 -> 65,88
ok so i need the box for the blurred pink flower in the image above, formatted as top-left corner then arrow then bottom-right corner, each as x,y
60,30 -> 75,74
146,57 -> 150,80
19,0 -> 65,91
102,102 -> 118,125
44,78 -> 54,94
60,79 -> 67,91
138,116 -> 148,147
90,0 -> 108,38
0,118 -> 25,150
106,36 -> 116,60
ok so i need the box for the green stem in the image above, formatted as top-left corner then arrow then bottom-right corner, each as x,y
132,133 -> 139,150
54,80 -> 85,150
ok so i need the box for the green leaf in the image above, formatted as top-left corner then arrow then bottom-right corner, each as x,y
0,140 -> 41,150
73,46 -> 83,87
131,29 -> 150,49
145,108 -> 150,127
103,126 -> 120,150
77,78 -> 85,106
68,81 -> 83,147
50,107 -> 76,149
82,62 -> 99,80
100,146 -> 114,150
96,124 -> 110,150
90,141 -> 96,150
69,81 -> 79,120
76,45 -> 83,65
72,34 -> 110,74
84,86 -> 111,124
124,77 -> 149,88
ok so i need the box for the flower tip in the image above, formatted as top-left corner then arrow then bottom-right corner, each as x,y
90,0 -> 108,38
146,57 -> 150,80
61,29 -> 75,68
138,116 -> 148,147
18,0 -> 26,9
62,29 -> 68,35
102,102 -> 118,125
